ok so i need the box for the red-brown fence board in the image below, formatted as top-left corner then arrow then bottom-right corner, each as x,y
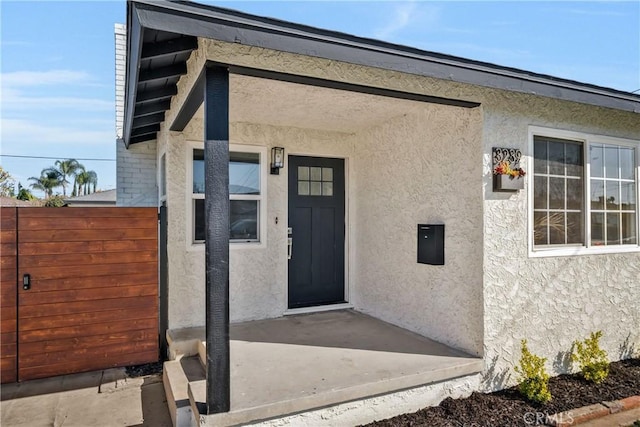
0,208 -> 17,383
0,207 -> 159,382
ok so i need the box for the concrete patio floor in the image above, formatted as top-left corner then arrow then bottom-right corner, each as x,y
1,368 -> 171,427
180,309 -> 483,425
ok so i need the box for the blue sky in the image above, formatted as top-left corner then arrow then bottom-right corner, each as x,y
1,1 -> 639,197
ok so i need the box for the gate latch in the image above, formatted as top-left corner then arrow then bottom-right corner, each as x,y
23,274 -> 31,290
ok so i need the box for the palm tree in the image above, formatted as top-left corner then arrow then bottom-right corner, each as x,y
29,168 -> 62,198
87,170 -> 98,194
54,159 -> 83,197
75,170 -> 89,196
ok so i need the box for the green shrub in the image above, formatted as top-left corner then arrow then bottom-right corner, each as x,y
44,195 -> 66,207
571,331 -> 609,383
514,339 -> 552,404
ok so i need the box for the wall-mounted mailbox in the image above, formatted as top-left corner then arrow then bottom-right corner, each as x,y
417,224 -> 444,265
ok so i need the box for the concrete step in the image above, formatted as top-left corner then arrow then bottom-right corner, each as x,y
197,340 -> 206,368
163,357 -> 205,427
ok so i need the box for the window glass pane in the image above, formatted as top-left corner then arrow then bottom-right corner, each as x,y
310,181 -> 322,196
591,213 -> 605,246
298,181 -> 309,195
566,178 -> 583,210
589,145 -> 604,178
230,200 -> 258,241
605,146 -> 619,179
621,213 -> 637,244
298,166 -> 309,180
534,139 -> 548,174
621,182 -> 636,211
194,199 -> 205,241
606,213 -> 620,245
548,177 -> 565,209
566,212 -> 583,244
590,180 -> 604,210
322,182 -> 333,196
548,141 -> 565,175
230,152 -> 260,195
310,167 -> 322,181
193,149 -> 205,193
534,176 -> 547,209
549,213 -> 566,244
160,154 -> 167,197
620,148 -> 635,180
533,212 -> 547,245
605,181 -> 620,210
565,143 -> 583,177
322,167 -> 333,182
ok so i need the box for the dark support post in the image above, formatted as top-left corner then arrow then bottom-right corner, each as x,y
204,65 -> 230,414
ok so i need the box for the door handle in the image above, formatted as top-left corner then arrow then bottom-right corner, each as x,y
287,227 -> 293,260
23,274 -> 31,290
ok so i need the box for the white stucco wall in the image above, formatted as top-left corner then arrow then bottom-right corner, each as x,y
155,37 -> 639,389
352,106 -> 484,356
480,92 -> 640,390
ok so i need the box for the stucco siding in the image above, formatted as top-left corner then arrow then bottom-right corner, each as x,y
352,106 -> 484,356
480,92 -> 640,390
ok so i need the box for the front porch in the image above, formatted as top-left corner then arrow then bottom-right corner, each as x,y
164,310 -> 482,426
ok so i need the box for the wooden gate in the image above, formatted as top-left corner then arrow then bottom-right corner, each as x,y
0,207 -> 159,383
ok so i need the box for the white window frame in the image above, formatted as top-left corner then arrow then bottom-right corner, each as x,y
528,126 -> 640,258
186,141 -> 267,249
158,151 -> 167,205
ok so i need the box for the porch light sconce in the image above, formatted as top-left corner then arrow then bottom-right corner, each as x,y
271,147 -> 285,175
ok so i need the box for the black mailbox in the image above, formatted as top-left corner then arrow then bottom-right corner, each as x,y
417,224 -> 444,265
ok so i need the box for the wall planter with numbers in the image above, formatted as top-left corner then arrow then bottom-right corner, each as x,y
492,147 -> 526,192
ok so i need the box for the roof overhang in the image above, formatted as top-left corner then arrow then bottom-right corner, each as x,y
123,0 -> 640,147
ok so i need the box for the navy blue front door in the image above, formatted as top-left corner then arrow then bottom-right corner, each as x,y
288,156 -> 345,308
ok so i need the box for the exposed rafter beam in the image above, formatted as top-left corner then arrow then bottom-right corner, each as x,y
129,134 -> 157,144
131,123 -> 160,137
138,63 -> 188,84
132,112 -> 165,128
170,67 -> 205,131
134,100 -> 171,117
136,86 -> 177,103
141,36 -> 197,60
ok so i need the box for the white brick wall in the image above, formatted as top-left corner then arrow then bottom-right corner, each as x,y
115,24 -> 158,207
115,23 -> 126,140
116,139 -> 158,206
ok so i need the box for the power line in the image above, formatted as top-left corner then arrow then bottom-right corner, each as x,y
0,154 -> 116,162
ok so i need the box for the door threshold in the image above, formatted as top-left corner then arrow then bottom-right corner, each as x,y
284,303 -> 353,316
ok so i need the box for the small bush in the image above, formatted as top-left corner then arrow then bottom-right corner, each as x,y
44,195 -> 66,207
571,331 -> 609,383
514,339 -> 552,404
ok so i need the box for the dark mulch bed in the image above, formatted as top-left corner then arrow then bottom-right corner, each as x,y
364,359 -> 640,427
125,361 -> 164,378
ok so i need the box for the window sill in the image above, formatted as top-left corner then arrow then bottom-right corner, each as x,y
529,245 -> 640,258
187,241 -> 267,251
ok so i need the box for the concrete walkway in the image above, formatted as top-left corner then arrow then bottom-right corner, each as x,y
1,368 -> 171,427
579,406 -> 640,427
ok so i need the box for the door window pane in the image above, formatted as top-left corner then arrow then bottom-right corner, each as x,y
322,167 -> 333,181
298,166 -> 309,180
322,182 -> 333,196
310,181 -> 322,196
310,167 -> 322,181
298,181 -> 309,195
